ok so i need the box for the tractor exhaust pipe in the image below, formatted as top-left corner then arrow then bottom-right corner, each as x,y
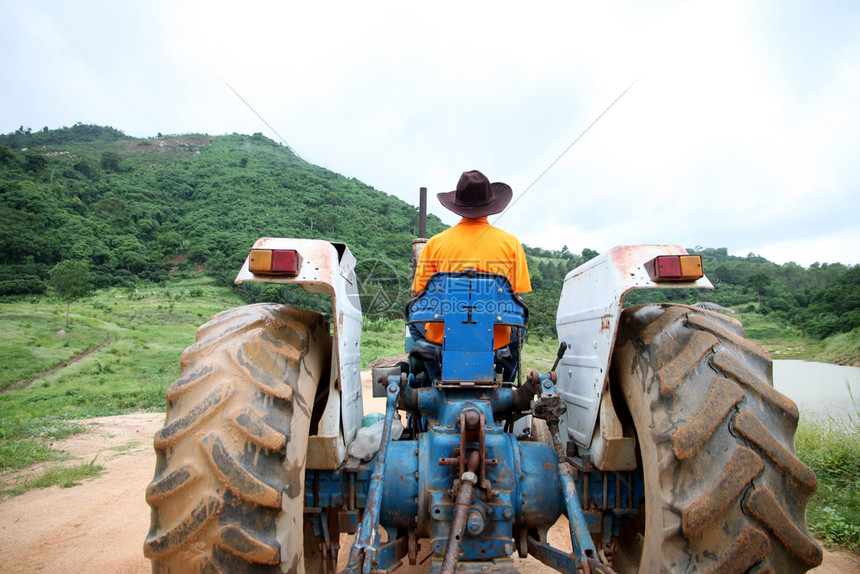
411,187 -> 428,279
419,186 -> 427,238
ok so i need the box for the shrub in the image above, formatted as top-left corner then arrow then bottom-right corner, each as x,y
796,413 -> 860,551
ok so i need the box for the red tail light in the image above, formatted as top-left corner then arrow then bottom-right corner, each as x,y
249,249 -> 301,276
648,255 -> 703,281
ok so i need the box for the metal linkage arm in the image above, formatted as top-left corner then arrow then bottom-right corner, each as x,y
532,379 -> 604,572
343,375 -> 402,574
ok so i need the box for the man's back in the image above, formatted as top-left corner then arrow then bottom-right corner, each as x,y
412,216 -> 530,349
412,216 -> 531,294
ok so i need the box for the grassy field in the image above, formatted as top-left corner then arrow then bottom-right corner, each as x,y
1,279 -> 857,551
0,278 -> 242,421
797,414 -> 860,551
0,311 -> 105,392
0,278 -> 242,497
735,311 -> 826,360
818,328 -> 860,366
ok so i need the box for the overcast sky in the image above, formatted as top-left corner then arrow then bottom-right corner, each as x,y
2,1 -> 858,266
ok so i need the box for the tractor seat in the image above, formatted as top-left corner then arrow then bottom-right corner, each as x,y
410,338 -> 512,364
407,271 -> 527,383
410,338 -> 441,362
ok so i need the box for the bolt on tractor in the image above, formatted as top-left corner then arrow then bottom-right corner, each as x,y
145,201 -> 822,573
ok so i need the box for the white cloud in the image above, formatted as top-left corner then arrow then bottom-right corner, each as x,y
1,0 -> 858,266
740,227 -> 860,267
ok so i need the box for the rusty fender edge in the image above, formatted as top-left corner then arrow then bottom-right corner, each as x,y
555,245 -> 713,458
236,237 -> 365,470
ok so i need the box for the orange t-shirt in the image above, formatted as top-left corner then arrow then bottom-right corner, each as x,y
411,217 -> 532,348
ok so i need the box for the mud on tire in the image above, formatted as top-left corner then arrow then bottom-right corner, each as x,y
144,303 -> 331,573
610,304 -> 822,573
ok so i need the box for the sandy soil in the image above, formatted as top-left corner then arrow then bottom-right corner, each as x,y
0,379 -> 857,573
0,413 -> 163,573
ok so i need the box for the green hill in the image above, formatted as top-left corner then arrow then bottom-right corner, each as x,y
1,124 -> 857,348
0,124 -> 444,295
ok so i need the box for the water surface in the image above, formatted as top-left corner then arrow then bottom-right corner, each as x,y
773,360 -> 859,422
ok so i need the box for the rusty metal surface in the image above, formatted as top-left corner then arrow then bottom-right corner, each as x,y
236,238 -> 364,468
555,245 -> 713,451
440,451 -> 481,574
589,387 -> 636,472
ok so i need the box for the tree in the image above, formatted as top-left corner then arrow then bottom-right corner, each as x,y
100,151 -> 121,173
73,159 -> 98,180
747,272 -> 771,308
111,235 -> 147,272
24,154 -> 47,172
0,145 -> 17,166
47,260 -> 93,327
94,196 -> 127,227
581,248 -> 599,262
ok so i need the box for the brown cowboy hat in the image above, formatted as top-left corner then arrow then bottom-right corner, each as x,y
437,170 -> 513,218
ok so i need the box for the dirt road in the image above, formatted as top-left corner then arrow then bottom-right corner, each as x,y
0,413 -> 162,573
0,404 -> 856,573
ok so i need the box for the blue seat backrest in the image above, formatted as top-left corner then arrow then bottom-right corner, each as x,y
407,271 -> 527,382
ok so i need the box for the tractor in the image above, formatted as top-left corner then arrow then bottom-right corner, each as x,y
144,201 -> 822,573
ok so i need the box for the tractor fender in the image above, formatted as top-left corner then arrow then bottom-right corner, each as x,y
555,245 -> 712,457
235,237 -> 364,469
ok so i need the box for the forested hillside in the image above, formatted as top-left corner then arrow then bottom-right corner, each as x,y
0,124 -> 445,299
520,244 -> 858,343
1,124 -> 857,347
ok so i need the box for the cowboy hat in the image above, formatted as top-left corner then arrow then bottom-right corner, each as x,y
437,170 -> 513,218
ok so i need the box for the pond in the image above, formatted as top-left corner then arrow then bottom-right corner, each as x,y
773,360 -> 860,423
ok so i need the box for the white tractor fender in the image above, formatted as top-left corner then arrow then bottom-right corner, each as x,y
555,245 -> 712,467
235,238 -> 364,469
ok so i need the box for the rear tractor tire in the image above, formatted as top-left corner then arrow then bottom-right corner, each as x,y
610,304 -> 822,573
144,303 -> 331,573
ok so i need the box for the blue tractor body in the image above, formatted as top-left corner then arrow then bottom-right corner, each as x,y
305,272 -> 620,573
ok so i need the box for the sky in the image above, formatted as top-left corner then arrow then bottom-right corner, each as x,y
2,1 -> 858,267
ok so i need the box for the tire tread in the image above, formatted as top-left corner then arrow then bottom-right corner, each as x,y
144,303 -> 329,573
613,303 -> 821,573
